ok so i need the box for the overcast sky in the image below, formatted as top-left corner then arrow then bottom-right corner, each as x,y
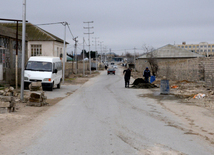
1,0 -> 214,55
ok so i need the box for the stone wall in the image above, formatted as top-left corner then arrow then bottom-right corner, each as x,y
64,61 -> 90,77
136,57 -> 211,83
204,57 -> 214,89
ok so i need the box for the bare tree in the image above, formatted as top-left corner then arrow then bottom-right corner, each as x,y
143,44 -> 158,76
125,52 -> 134,63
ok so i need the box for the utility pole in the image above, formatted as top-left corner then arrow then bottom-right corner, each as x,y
92,37 -> 99,71
20,0 -> 26,101
134,47 -> 136,70
73,37 -> 78,74
99,41 -> 103,64
83,38 -> 85,76
83,21 -> 94,74
62,22 -> 68,84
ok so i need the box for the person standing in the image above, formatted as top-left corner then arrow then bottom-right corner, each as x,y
123,67 -> 132,88
143,67 -> 151,83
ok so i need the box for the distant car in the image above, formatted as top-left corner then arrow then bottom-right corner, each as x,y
113,65 -> 117,69
107,68 -> 115,75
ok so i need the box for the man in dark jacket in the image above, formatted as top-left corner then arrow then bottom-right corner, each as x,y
143,67 -> 151,83
123,67 -> 132,88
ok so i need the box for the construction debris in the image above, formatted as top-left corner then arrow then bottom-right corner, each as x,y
131,78 -> 158,89
27,92 -> 48,107
29,82 -> 42,91
0,95 -> 19,113
0,86 -> 21,113
193,93 -> 206,99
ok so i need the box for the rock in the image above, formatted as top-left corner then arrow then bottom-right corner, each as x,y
0,96 -> 12,102
0,102 -> 10,108
0,107 -> 8,114
27,92 -> 48,107
4,88 -> 9,93
0,90 -> 4,95
9,87 -> 14,92
29,82 -> 42,91
8,97 -> 16,112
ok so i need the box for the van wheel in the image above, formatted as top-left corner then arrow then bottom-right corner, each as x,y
57,82 -> 61,89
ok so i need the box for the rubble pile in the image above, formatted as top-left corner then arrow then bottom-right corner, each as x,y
170,80 -> 214,108
131,78 -> 158,89
0,87 -> 20,114
27,92 -> 47,107
29,82 -> 42,91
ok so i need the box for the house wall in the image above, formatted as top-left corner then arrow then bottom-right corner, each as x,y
27,41 -> 67,59
0,26 -> 27,86
135,57 -> 207,82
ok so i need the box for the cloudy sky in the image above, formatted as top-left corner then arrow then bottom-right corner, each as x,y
1,0 -> 214,55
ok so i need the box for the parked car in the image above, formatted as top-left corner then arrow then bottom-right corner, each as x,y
107,68 -> 115,75
24,56 -> 62,91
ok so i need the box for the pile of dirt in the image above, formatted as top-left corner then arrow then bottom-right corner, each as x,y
131,78 -> 158,89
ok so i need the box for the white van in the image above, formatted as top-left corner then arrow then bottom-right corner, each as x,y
24,56 -> 62,91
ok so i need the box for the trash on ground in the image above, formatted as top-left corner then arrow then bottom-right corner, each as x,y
171,85 -> 178,89
193,93 -> 206,99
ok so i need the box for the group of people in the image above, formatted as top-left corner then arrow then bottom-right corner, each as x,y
123,67 -> 150,88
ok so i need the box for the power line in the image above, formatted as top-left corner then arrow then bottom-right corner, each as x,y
67,24 -> 75,39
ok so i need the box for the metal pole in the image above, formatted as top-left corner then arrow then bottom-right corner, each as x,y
74,37 -> 78,74
20,0 -> 26,101
83,38 -> 85,76
62,22 -> 67,84
83,21 -> 94,74
88,22 -> 91,74
15,21 -> 18,90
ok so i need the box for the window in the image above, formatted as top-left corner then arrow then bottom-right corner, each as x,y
31,45 -> 42,56
193,46 -> 195,48
204,45 -> 207,48
197,45 -> 199,48
200,45 -> 203,48
212,45 -> 214,47
182,46 -> 184,48
57,47 -> 59,57
208,45 -> 211,48
212,49 -> 214,52
185,46 -> 188,48
189,46 -> 191,48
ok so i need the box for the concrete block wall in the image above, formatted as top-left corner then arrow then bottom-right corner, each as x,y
204,57 -> 214,89
135,57 -> 208,82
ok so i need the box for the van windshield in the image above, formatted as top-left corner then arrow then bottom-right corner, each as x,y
25,61 -> 52,72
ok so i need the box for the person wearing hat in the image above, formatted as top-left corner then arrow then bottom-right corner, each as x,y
123,67 -> 132,88
143,67 -> 151,83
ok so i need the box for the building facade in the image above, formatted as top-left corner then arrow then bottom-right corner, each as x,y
176,42 -> 214,57
0,25 -> 27,85
0,23 -> 68,59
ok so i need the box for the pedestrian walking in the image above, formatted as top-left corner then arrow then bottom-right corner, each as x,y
123,67 -> 132,88
143,67 -> 151,83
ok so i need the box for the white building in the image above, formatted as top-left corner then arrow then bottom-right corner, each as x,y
0,23 -> 68,59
